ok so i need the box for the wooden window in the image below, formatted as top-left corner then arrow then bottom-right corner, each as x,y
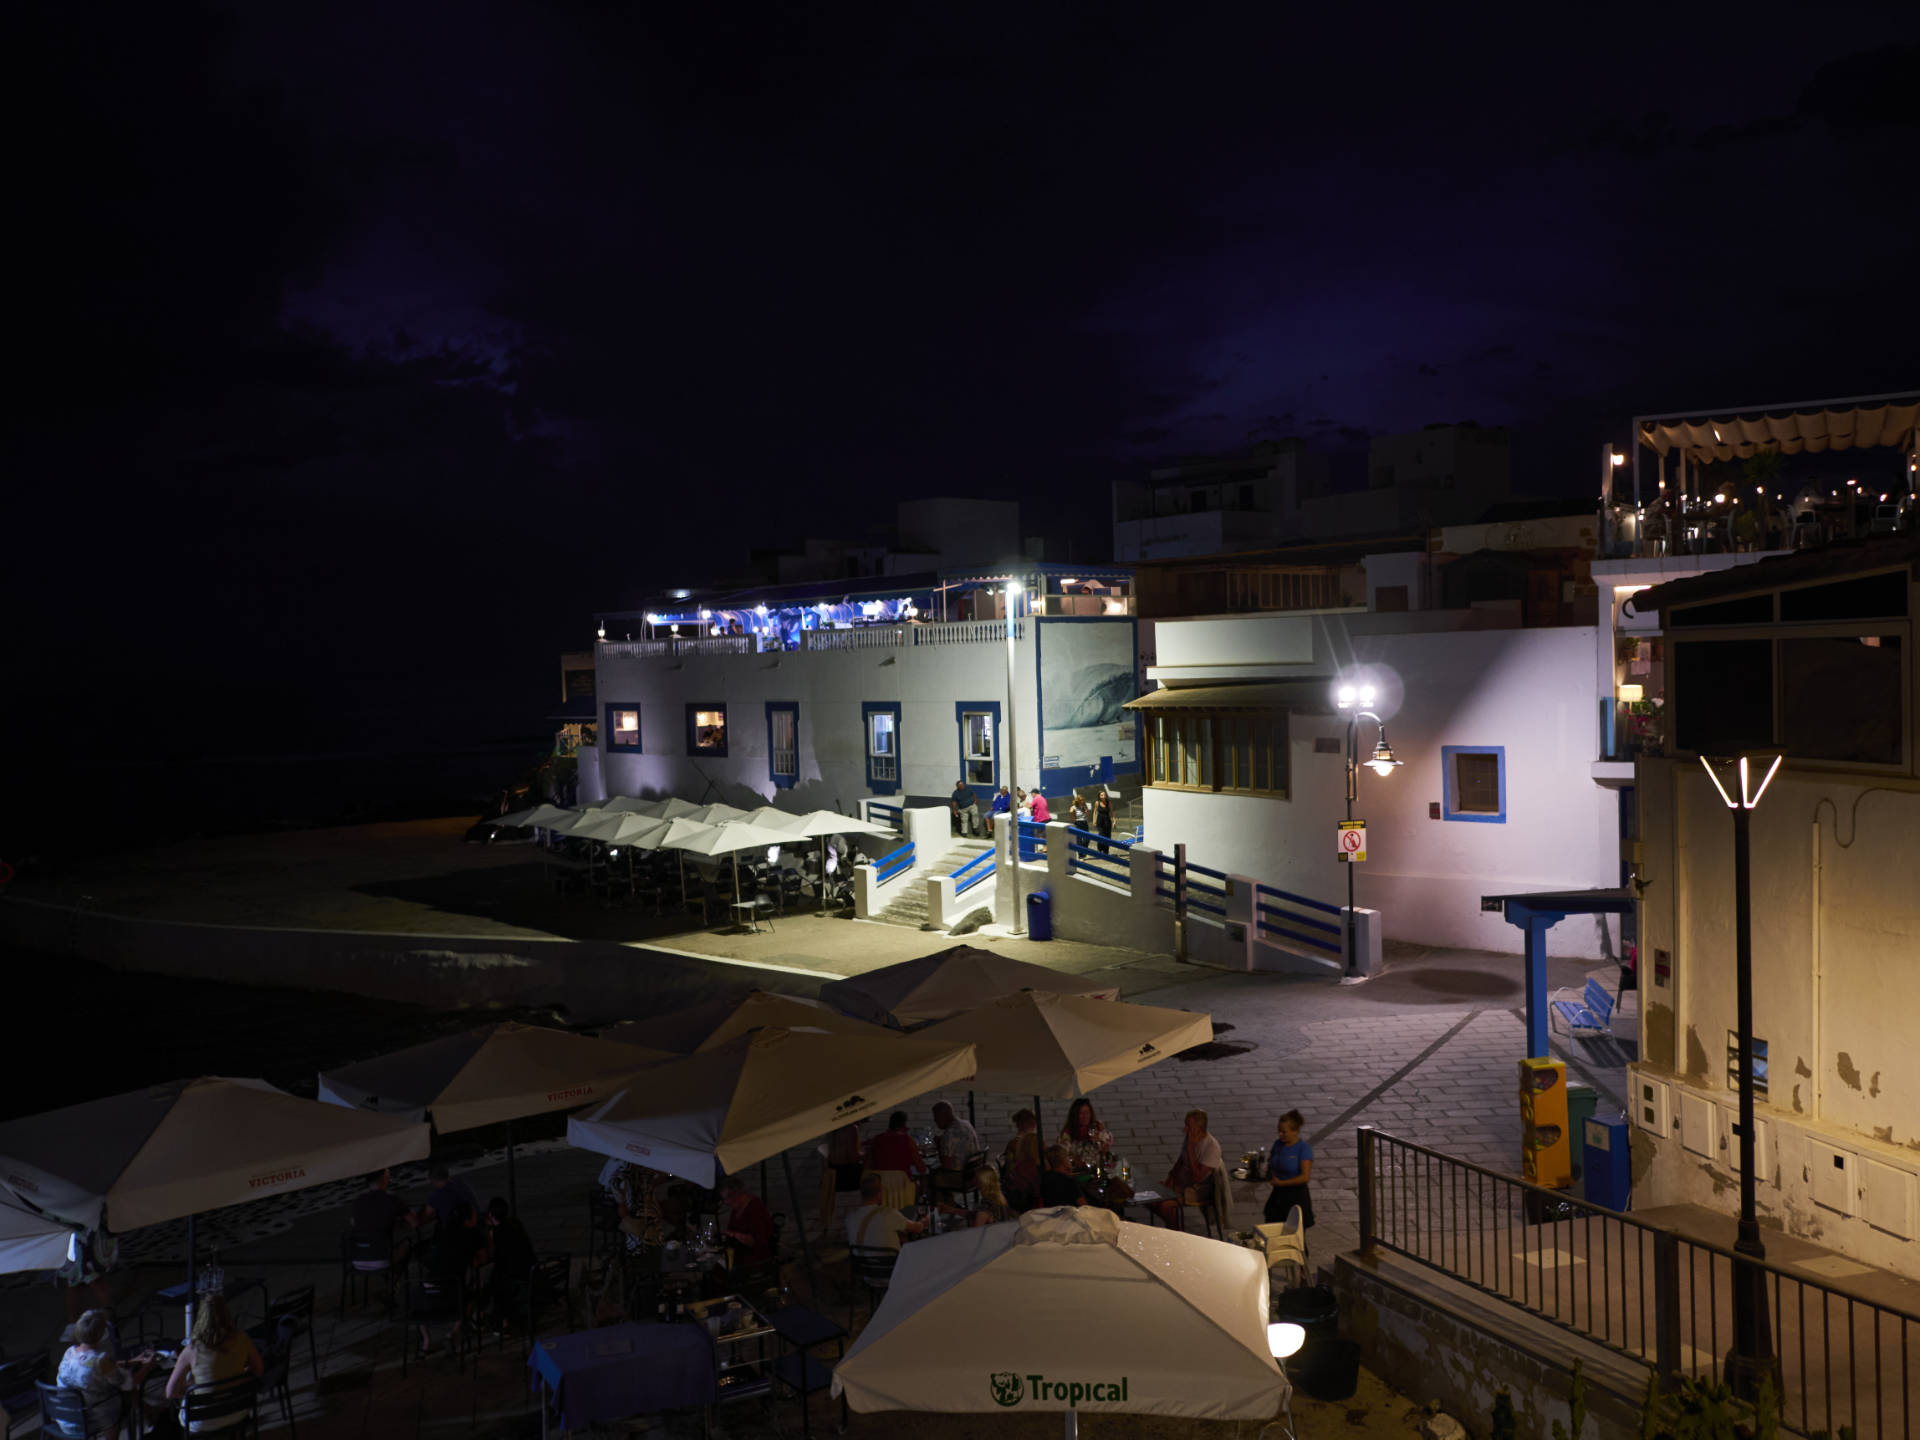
1147,709 -> 1288,797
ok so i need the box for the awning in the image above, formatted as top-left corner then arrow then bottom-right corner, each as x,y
1637,395 -> 1919,464
1124,681 -> 1334,714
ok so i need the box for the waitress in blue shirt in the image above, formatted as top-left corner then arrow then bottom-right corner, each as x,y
1264,1109 -> 1314,1227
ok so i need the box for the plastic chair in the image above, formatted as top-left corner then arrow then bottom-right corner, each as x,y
182,1373 -> 260,1437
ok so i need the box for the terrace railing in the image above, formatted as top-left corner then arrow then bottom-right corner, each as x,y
913,619 -> 1025,645
873,840 -> 915,887
598,640 -> 673,659
1358,1126 -> 1917,1439
1064,823 -> 1131,891
950,847 -> 995,898
1016,816 -> 1047,863
867,802 -> 903,831
804,627 -> 905,652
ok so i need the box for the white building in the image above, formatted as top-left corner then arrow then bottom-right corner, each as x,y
582,564 -> 1141,817
1626,535 -> 1920,1277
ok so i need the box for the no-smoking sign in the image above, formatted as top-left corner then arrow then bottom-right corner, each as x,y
1337,820 -> 1367,863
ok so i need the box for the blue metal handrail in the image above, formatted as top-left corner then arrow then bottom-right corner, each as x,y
955,853 -> 996,896
1063,823 -> 1131,849
952,849 -> 994,881
1187,897 -> 1226,917
1255,901 -> 1341,937
875,841 -> 915,884
1184,858 -> 1229,881
870,802 -> 903,827
1255,882 -> 1341,917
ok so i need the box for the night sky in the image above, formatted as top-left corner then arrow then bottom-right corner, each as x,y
6,3 -> 1917,808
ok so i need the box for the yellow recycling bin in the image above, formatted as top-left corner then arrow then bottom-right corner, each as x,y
1519,1057 -> 1571,1190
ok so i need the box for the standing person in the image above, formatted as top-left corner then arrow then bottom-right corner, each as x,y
350,1168 -> 420,1267
1028,791 -> 1051,823
864,1111 -> 927,1181
426,1166 -> 475,1225
1263,1110 -> 1314,1227
483,1197 -> 536,1332
950,779 -> 980,837
818,1121 -> 864,1234
1093,789 -> 1115,854
1067,792 -> 1090,828
1154,1109 -> 1224,1227
928,1101 -> 981,1208
420,1201 -> 489,1356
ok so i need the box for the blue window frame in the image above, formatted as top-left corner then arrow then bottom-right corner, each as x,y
862,701 -> 901,795
955,700 -> 1000,791
605,703 -> 642,753
1441,745 -> 1506,823
686,702 -> 728,758
766,702 -> 799,789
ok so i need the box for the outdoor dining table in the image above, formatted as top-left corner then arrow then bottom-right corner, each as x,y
528,1321 -> 715,1438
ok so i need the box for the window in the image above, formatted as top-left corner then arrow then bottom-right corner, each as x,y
1672,640 -> 1773,754
1146,711 -> 1287,797
605,704 -> 641,753
686,703 -> 728,757
1442,745 -> 1506,823
1375,584 -> 1409,613
1779,635 -> 1903,765
862,702 -> 901,794
1728,1032 -> 1769,1098
956,703 -> 998,788
766,702 -> 798,788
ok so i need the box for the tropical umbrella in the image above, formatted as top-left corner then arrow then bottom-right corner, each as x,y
318,1023 -> 672,1206
0,1188 -> 79,1275
920,990 -> 1211,1131
819,946 -> 1120,1029
601,989 -> 896,1055
741,806 -> 812,833
687,803 -> 749,826
567,1027 -> 978,1271
833,1207 -> 1286,1428
0,1078 -> 428,1304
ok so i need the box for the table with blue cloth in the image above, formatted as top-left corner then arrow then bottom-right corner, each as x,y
528,1322 -> 716,1437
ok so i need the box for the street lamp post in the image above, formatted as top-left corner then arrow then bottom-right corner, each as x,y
1007,579 -> 1024,935
1702,751 -> 1783,1399
1334,683 -> 1401,978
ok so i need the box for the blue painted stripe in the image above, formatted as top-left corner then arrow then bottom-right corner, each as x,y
1187,898 -> 1226,917
955,868 -> 992,897
952,850 -> 994,880
1184,859 -> 1229,881
1259,920 -> 1342,954
1069,855 -> 1130,885
1188,878 -> 1227,899
1255,904 -> 1341,937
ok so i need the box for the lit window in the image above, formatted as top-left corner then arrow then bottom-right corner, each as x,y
863,702 -> 901,793
767,703 -> 798,787
1442,746 -> 1505,823
960,709 -> 995,786
1146,710 -> 1287,798
606,705 -> 641,753
686,703 -> 728,757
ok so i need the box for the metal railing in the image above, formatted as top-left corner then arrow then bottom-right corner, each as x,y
1254,881 -> 1342,956
598,640 -> 673,658
1063,824 -> 1130,890
1358,1127 -> 1917,1439
867,802 -> 902,830
874,840 -> 915,886
805,627 -> 904,651
1183,858 -> 1228,918
912,619 -> 1024,645
674,635 -> 753,656
951,848 -> 995,897
1015,816 -> 1047,863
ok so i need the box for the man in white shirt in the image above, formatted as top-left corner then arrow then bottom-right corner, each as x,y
845,1174 -> 924,1252
930,1102 -> 981,1172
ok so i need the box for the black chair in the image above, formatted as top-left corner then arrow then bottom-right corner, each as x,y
183,1374 -> 260,1437
339,1229 -> 397,1314
400,1275 -> 467,1377
586,1190 -> 620,1270
523,1256 -> 571,1353
0,1355 -> 46,1440
769,1348 -> 837,1440
845,1246 -> 897,1326
36,1381 -> 112,1440
726,1257 -> 783,1307
254,1333 -> 296,1438
263,1284 -> 318,1385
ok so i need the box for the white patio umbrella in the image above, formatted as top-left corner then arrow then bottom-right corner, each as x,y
0,1078 -> 428,1304
563,811 -> 670,846
833,1207 -> 1287,1431
661,818 -> 796,916
819,945 -> 1120,1029
770,810 -> 897,912
318,1022 -> 674,1205
686,802 -> 749,826
0,1187 -> 80,1275
517,804 -> 578,830
568,1027 -> 978,1273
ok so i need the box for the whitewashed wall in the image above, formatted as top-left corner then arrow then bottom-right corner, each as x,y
1142,622 -> 1618,956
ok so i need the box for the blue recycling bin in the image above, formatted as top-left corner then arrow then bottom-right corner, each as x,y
1582,1112 -> 1631,1211
1026,889 -> 1052,941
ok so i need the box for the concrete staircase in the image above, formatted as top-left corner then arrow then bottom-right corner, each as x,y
876,838 -> 992,929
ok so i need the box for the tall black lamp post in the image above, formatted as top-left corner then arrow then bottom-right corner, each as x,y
1701,750 -> 1783,1399
1334,683 -> 1401,977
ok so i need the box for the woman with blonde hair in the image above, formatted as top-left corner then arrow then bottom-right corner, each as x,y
165,1293 -> 264,1430
969,1167 -> 1012,1226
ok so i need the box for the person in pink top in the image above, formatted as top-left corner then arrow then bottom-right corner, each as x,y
1029,792 -> 1051,823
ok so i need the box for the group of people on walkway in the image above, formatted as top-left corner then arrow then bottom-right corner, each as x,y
950,781 -> 1115,842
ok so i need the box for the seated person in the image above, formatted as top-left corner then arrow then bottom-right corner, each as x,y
1154,1109 -> 1224,1227
1056,1097 -> 1114,1173
165,1293 -> 264,1430
936,1167 -> 1013,1228
419,1201 -> 490,1355
844,1173 -> 925,1252
719,1177 -> 776,1265
1038,1145 -> 1087,1209
349,1167 -> 419,1262
1000,1108 -> 1042,1208
426,1166 -> 476,1225
864,1110 -> 928,1182
58,1309 -> 157,1438
483,1196 -> 537,1330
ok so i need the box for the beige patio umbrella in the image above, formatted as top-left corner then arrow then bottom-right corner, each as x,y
819,945 -> 1120,1028
921,990 -> 1212,1098
661,818 -> 795,916
568,1027 -> 978,1271
0,1078 -> 429,1305
772,810 -> 905,911
602,989 -> 897,1055
318,1022 -> 672,1206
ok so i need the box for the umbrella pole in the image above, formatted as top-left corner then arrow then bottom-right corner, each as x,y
968,1090 -> 975,1126
780,1149 -> 816,1285
184,1212 -> 196,1334
507,1117 -> 517,1212
818,837 -> 828,913
1034,1096 -> 1043,1140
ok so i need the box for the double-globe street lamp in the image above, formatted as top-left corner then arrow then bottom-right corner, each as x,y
1334,683 -> 1401,977
1006,579 -> 1024,935
1700,750 -> 1783,1398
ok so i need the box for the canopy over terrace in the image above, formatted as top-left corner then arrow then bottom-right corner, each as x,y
1624,390 -> 1919,555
